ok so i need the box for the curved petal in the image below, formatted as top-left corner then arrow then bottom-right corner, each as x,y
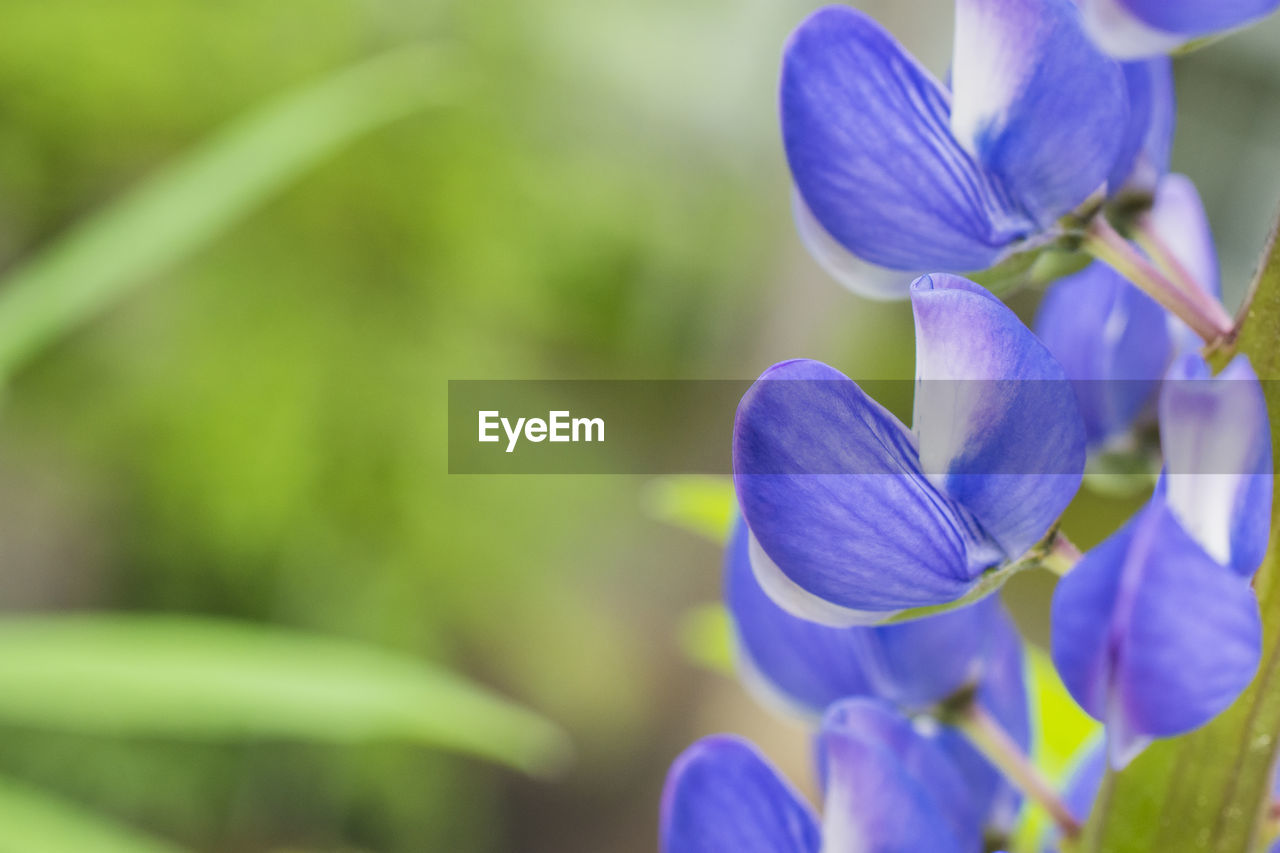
728,517 -> 1022,718
1160,353 -> 1272,575
818,700 -> 971,851
791,192 -> 920,301
1079,0 -> 1201,57
781,5 -> 1030,272
1081,0 -> 1280,56
911,274 -> 1086,558
661,736 -> 821,853
734,359 -> 980,620
1051,497 -> 1261,768
1062,741 -> 1107,824
1115,0 -> 1278,35
952,0 -> 1129,224
1035,262 -> 1172,446
1108,58 -> 1175,194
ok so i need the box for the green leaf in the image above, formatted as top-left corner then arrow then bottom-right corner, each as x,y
0,774 -> 188,853
0,44 -> 462,382
1082,215 -> 1280,850
0,616 -> 569,777
642,475 -> 735,542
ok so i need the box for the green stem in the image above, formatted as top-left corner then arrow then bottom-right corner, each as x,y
951,695 -> 1082,841
1083,215 -> 1233,345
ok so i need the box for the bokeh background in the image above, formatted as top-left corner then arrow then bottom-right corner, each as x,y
0,1 -> 1277,851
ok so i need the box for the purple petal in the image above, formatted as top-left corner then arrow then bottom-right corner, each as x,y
935,609 -> 1032,834
1108,58 -> 1175,194
1062,742 -> 1107,824
661,736 -> 820,853
1035,262 -> 1172,446
818,700 -> 971,851
791,192 -> 920,301
952,0 -> 1129,225
728,516 -> 1024,719
1081,0 -> 1279,57
781,5 -> 1031,272
734,359 -> 981,621
1051,496 -> 1261,768
1160,353 -> 1272,576
725,518 -> 874,715
911,274 -> 1086,558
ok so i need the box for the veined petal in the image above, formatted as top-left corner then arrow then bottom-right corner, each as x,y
734,359 -> 978,619
661,736 -> 821,853
1160,353 -> 1272,575
952,0 -> 1128,224
792,192 -> 920,301
781,5 -> 1031,272
819,700 -> 972,851
911,274 -> 1086,558
1035,263 -> 1171,446
1108,58 -> 1175,194
1051,497 -> 1261,768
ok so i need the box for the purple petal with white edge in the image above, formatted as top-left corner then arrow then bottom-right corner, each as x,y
781,6 -> 1031,272
734,359 -> 981,620
818,699 -> 972,851
951,0 -> 1128,225
1108,58 -> 1175,194
791,192 -> 920,301
1160,353 -> 1272,576
1051,496 -> 1261,768
1081,0 -> 1279,57
661,736 -> 820,853
911,274 -> 1086,558
1115,0 -> 1278,36
1035,262 -> 1171,446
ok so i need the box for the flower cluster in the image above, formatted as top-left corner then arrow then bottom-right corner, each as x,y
661,0 -> 1278,849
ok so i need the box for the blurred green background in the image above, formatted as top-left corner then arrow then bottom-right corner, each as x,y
0,1 -> 1277,850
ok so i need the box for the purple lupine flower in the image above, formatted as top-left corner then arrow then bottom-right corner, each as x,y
782,1 -> 1128,299
1051,352 -> 1271,767
1035,175 -> 1217,448
734,274 -> 1085,624
660,700 -> 983,852
1079,0 -> 1280,59
725,517 -> 1031,835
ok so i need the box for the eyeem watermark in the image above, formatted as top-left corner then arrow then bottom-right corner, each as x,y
478,410 -> 605,453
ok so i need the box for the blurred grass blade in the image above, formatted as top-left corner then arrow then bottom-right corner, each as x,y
0,773 -> 188,853
642,475 -> 735,542
0,43 -> 461,380
0,616 -> 569,777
